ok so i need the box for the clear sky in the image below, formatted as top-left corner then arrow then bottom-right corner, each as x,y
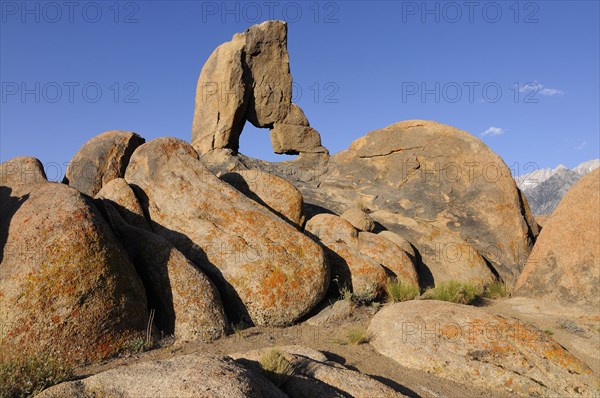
1,0 -> 598,180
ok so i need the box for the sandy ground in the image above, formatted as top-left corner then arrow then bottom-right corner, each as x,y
74,300 -> 539,398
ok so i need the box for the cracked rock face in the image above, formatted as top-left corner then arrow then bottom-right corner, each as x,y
191,20 -> 327,156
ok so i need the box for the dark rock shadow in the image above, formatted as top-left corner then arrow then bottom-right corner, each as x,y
367,374 -> 422,398
0,186 -> 28,264
322,351 -> 421,397
411,245 -> 434,291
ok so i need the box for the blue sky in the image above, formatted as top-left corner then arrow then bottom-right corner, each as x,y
1,0 -> 598,180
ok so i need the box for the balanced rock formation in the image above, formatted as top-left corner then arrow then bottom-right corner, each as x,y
515,168 -> 600,306
37,353 -> 285,398
191,20 -> 327,156
0,161 -> 148,364
124,137 -> 329,326
369,301 -> 597,396
64,130 -> 144,197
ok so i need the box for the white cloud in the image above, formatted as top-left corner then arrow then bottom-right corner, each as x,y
519,81 -> 566,96
481,127 -> 505,137
575,141 -> 587,150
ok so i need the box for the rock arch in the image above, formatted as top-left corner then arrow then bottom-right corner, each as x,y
191,20 -> 328,157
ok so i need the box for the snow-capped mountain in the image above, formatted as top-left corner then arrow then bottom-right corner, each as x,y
516,159 -> 599,215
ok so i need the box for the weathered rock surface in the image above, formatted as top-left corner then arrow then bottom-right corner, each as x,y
191,32 -> 247,154
101,203 -> 228,342
305,214 -> 387,300
243,20 -> 292,128
0,156 -> 47,186
0,180 -> 148,364
191,21 -> 326,157
231,345 -> 408,398
270,123 -> 327,155
515,168 -> 600,306
125,137 -> 329,326
95,177 -> 151,230
358,232 -> 419,287
220,169 -> 305,226
340,208 -> 375,232
370,210 -> 495,287
36,353 -> 286,398
369,301 -> 598,396
64,130 -> 144,197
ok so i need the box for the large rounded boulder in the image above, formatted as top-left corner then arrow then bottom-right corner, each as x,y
124,137 -> 329,326
0,163 -> 148,364
515,168 -> 600,306
368,301 -> 597,396
64,130 -> 144,197
37,353 -> 285,398
321,120 -> 539,285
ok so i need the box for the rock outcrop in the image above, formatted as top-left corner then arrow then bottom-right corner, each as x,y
37,353 -> 285,398
191,21 -> 327,156
64,130 -> 144,197
368,301 -> 598,396
0,163 -> 148,364
124,137 -> 329,326
515,169 -> 600,306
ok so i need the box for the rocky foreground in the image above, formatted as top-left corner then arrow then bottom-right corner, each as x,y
1,21 -> 599,398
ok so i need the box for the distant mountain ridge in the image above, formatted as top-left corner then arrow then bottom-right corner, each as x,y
516,159 -> 599,215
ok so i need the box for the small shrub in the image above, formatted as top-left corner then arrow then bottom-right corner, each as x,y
422,280 -> 483,305
543,329 -> 554,336
335,277 -> 378,306
126,336 -> 154,354
385,278 -> 420,302
231,321 -> 249,337
347,327 -> 370,345
339,284 -> 354,303
483,280 -> 510,299
0,354 -> 73,398
259,349 -> 295,387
